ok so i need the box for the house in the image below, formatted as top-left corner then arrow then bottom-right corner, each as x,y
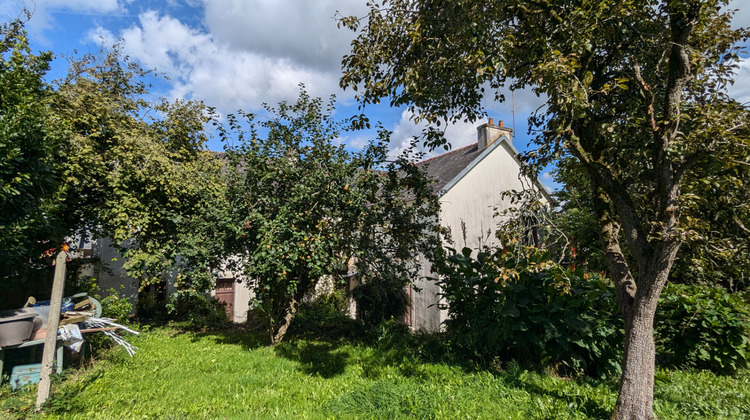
407,118 -> 554,331
92,119 -> 551,326
92,241 -> 253,322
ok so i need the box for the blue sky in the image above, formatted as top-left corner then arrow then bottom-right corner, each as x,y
2,0 -> 749,192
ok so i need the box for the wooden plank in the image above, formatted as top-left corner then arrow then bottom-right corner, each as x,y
78,327 -> 119,333
59,315 -> 88,325
73,299 -> 91,310
35,251 -> 66,411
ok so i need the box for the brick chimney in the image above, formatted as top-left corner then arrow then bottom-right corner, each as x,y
477,118 -> 513,149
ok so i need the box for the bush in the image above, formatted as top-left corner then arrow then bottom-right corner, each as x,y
166,291 -> 229,330
98,287 -> 133,324
301,288 -> 349,318
289,289 -> 361,340
353,276 -> 409,329
436,245 -> 623,377
655,283 -> 750,373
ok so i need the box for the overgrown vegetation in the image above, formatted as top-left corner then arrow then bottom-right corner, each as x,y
655,283 -> 750,373
1,319 -> 748,419
222,89 -> 440,343
341,1 -> 749,417
436,243 -> 624,378
0,19 -> 66,297
434,240 -> 750,378
165,292 -> 230,330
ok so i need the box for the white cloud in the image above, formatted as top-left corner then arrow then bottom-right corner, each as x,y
89,10 -> 345,111
728,0 -> 750,30
202,0 -> 366,74
2,0 -> 129,44
728,57 -> 750,105
387,110 -> 486,160
482,84 -> 546,115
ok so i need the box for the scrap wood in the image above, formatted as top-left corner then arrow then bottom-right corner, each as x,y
64,310 -> 95,317
73,299 -> 91,310
60,314 -> 88,325
79,327 -> 119,333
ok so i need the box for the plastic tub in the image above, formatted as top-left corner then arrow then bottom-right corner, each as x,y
0,311 -> 38,347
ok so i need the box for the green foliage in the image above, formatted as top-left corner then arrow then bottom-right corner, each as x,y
98,287 -> 133,324
165,291 -> 229,330
0,20 -> 66,281
655,283 -> 750,373
169,291 -> 227,327
3,327 -> 748,419
341,2 -> 749,414
52,46 -> 229,292
353,276 -> 410,329
0,19 -> 229,311
300,289 -> 349,319
288,290 -> 362,341
671,132 -> 750,290
436,243 -> 623,378
223,87 -> 440,343
552,143 -> 750,291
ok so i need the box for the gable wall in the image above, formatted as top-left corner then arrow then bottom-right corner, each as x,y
440,141 -> 531,251
411,141 -> 548,331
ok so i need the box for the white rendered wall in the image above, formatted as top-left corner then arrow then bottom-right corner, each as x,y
411,140 -> 549,331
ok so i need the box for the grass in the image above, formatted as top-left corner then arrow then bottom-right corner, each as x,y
1,321 -> 749,419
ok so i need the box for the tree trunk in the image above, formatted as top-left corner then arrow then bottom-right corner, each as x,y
609,245 -> 679,419
612,298 -> 658,420
270,298 -> 297,345
588,184 -> 679,419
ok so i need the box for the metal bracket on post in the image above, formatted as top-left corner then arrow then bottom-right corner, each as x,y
35,251 -> 66,412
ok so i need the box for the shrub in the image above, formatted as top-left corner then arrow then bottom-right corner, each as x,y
435,244 -> 623,377
301,288 -> 349,318
290,289 -> 361,340
166,290 -> 229,330
655,283 -> 750,373
98,287 -> 133,324
353,275 -> 409,329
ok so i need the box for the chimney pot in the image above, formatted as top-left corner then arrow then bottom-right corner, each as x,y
477,117 -> 513,149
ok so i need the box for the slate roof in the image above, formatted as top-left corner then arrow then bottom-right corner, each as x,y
416,142 -> 485,195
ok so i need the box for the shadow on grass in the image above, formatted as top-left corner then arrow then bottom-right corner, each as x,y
275,341 -> 350,378
506,374 -> 614,418
188,326 -> 268,351
146,310 -> 616,418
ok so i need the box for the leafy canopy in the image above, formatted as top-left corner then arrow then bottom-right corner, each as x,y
222,89 -> 440,343
0,20 -> 64,280
52,45 -> 229,293
0,19 -> 229,310
340,1 -> 748,417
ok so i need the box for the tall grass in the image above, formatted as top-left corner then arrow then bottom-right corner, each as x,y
1,326 -> 748,419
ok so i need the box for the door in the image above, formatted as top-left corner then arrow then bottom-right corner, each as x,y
215,278 -> 235,322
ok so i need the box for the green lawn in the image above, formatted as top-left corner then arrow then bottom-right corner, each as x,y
1,326 -> 748,419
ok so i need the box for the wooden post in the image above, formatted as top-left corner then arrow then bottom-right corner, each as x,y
35,251 -> 66,411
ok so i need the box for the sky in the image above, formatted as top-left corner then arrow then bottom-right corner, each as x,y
2,0 -> 749,191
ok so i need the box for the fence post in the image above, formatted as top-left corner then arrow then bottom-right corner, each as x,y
35,251 -> 67,411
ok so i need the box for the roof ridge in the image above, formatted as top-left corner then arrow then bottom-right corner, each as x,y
416,142 -> 478,166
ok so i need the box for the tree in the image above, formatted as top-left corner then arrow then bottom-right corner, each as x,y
554,144 -> 750,291
340,1 -> 748,418
222,89 -> 440,344
51,45 -> 230,296
0,19 -> 229,314
0,19 -> 66,283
